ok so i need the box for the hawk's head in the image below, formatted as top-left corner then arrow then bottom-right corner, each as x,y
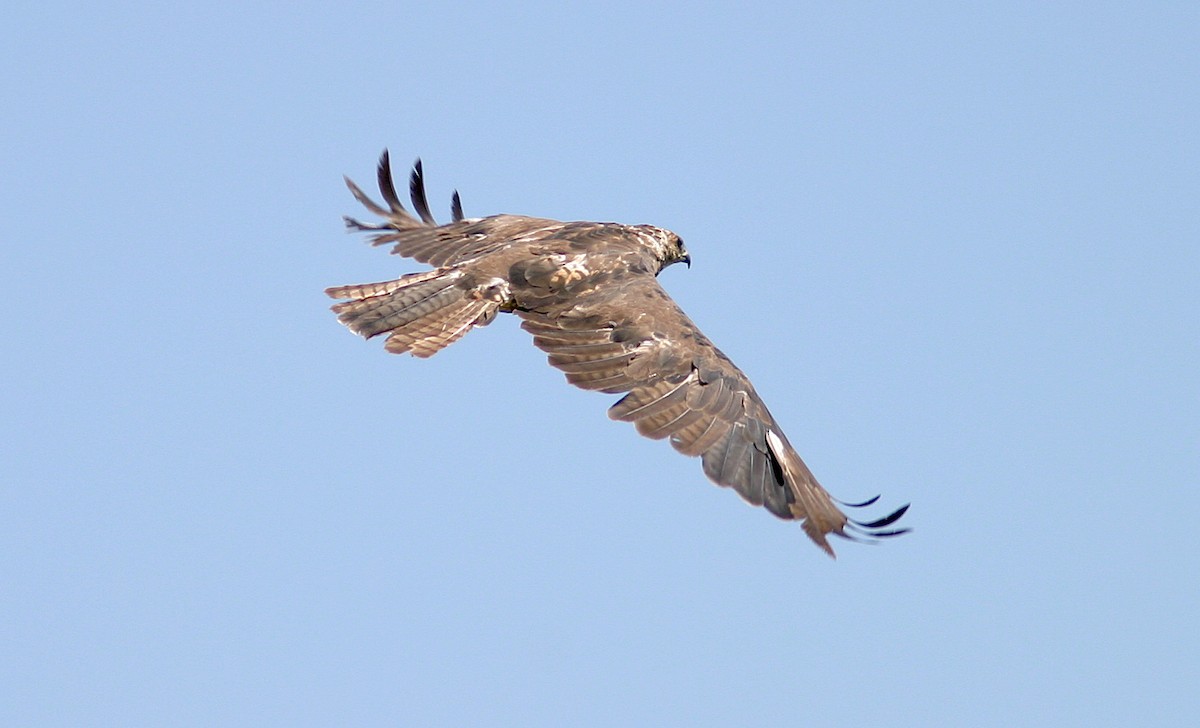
637,225 -> 691,271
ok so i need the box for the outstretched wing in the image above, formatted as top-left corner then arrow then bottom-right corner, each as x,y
334,151 -> 908,556
519,275 -> 908,556
343,151 -> 560,267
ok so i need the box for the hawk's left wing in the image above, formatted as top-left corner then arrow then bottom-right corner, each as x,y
343,151 -> 561,267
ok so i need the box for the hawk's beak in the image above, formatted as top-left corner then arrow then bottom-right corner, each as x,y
682,253 -> 691,268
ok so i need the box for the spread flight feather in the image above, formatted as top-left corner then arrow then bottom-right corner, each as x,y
327,151 -> 909,556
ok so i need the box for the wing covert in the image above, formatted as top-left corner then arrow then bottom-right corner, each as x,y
519,276 -> 907,556
332,150 -> 909,556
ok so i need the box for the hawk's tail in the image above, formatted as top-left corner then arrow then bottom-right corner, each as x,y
325,269 -> 499,358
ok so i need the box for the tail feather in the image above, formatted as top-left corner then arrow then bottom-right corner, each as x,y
325,269 -> 444,304
384,299 -> 493,358
326,269 -> 497,357
329,270 -> 464,339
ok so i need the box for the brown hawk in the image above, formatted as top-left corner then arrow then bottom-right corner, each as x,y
327,152 -> 909,556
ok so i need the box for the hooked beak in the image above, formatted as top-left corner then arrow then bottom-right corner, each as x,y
682,253 -> 691,268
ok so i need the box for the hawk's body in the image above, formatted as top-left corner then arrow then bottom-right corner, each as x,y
327,152 -> 908,556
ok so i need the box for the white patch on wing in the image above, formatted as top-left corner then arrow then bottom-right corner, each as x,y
512,225 -> 561,243
548,256 -> 591,287
765,429 -> 788,468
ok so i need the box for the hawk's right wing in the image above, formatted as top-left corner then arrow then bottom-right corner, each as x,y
518,274 -> 909,556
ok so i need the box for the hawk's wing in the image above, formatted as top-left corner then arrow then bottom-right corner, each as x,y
343,151 -> 560,267
519,276 -> 908,556
332,151 -> 908,556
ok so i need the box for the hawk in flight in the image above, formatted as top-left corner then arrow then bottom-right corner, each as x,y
327,152 -> 909,556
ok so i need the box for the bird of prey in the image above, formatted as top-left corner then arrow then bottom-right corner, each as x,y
326,152 -> 909,556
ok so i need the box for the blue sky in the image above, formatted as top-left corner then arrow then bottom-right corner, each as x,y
3,2 -> 1197,726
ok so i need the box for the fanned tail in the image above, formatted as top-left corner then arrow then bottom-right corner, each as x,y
325,269 -> 498,358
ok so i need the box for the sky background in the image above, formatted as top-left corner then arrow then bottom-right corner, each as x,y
3,2 -> 1197,726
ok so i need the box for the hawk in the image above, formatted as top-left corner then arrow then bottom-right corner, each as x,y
326,152 -> 909,556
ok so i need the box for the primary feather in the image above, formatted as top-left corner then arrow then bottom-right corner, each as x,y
327,151 -> 909,556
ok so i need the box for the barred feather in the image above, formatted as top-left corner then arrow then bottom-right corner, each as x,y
328,151 -> 910,556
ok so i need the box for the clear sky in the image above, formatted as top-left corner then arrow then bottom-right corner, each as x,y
3,2 -> 1197,726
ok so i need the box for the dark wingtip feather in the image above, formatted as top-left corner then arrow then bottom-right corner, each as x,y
835,499 -> 912,547
838,494 -> 882,508
343,213 -> 391,232
867,528 -> 912,538
344,175 -> 389,217
835,527 -> 912,547
451,190 -> 464,221
409,158 -> 436,224
851,503 -> 910,530
376,149 -> 405,214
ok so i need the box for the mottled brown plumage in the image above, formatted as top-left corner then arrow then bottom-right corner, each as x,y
327,151 -> 909,556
